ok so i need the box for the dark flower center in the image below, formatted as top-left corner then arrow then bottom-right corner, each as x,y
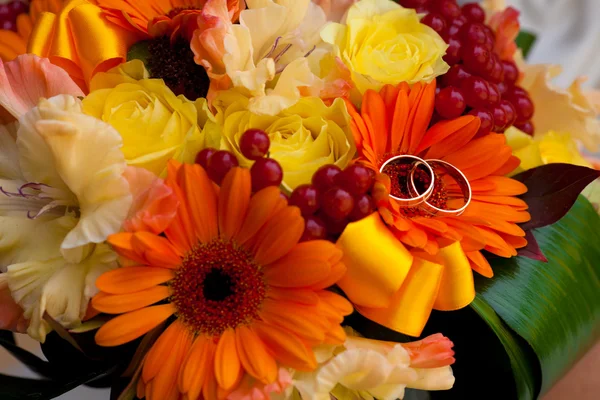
170,240 -> 266,335
147,35 -> 210,100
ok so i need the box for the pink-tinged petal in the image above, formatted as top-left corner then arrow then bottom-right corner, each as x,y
319,56 -> 353,103
0,274 -> 28,333
488,7 -> 520,61
227,368 -> 293,400
0,54 -> 84,121
122,166 -> 179,234
401,333 -> 456,369
313,0 -> 358,22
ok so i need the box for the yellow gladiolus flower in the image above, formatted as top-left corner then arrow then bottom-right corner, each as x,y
321,0 -> 449,100
504,127 -> 593,175
82,60 -> 218,177
206,90 -> 355,190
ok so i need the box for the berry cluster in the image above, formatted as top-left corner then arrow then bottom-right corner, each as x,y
290,164 -> 377,242
195,129 -> 283,192
398,0 -> 535,136
0,1 -> 28,32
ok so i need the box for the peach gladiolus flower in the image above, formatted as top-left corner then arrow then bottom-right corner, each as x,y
312,0 -> 357,22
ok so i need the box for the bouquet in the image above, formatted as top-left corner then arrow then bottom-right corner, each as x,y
0,0 -> 599,399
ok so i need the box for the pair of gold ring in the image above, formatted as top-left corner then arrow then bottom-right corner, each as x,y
379,155 -> 472,217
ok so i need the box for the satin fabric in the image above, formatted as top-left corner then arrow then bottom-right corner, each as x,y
337,213 -> 476,337
27,0 -> 140,91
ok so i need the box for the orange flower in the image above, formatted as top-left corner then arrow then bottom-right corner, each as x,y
337,81 -> 530,336
91,0 -> 242,38
0,0 -> 64,61
93,161 -> 351,399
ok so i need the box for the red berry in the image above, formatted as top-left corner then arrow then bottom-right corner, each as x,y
443,37 -> 462,65
239,129 -> 270,160
468,108 -> 494,137
321,187 -> 355,221
505,86 -> 528,99
487,82 -> 500,105
251,158 -> 283,191
9,1 -> 28,16
312,165 -> 342,192
514,120 -> 534,136
501,60 -> 519,85
1,20 -> 15,31
462,3 -> 485,23
300,215 -> 327,242
207,150 -> 239,184
490,103 -> 508,132
499,100 -> 517,127
335,164 -> 374,196
461,76 -> 490,108
349,194 -> 375,222
508,93 -> 535,122
0,4 -> 11,19
489,56 -> 504,83
461,43 -> 493,76
289,184 -> 320,217
435,86 -> 466,119
195,148 -> 216,169
461,23 -> 493,50
318,212 -> 349,236
441,64 -> 471,87
497,81 -> 508,95
422,13 -> 446,36
438,0 -> 461,20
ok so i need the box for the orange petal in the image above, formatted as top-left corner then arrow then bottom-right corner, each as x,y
164,161 -> 195,252
252,321 -> 317,371
406,81 -> 437,153
178,163 -> 219,243
92,286 -> 170,314
460,145 -> 512,181
267,288 -> 319,305
131,232 -> 182,269
95,304 -> 175,346
214,329 -> 242,391
260,299 -> 328,342
218,167 -> 251,240
396,226 -> 429,249
96,266 -> 174,295
471,194 -> 528,209
324,324 -> 347,345
307,261 -> 347,290
362,89 -> 388,156
143,320 -> 187,383
442,134 -> 506,171
179,336 -> 216,400
263,241 -> 340,287
251,206 -> 304,265
236,187 -> 287,245
491,155 -> 521,176
426,117 -> 480,159
466,250 -> 494,278
148,321 -> 193,400
389,86 -> 410,154
475,176 -> 528,196
316,290 -> 354,316
235,326 -> 278,384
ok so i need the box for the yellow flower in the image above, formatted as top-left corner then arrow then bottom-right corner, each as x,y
207,90 -> 355,190
321,0 -> 449,100
504,127 -> 593,175
82,60 -> 217,177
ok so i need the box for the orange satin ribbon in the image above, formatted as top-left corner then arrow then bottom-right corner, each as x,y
337,213 -> 476,337
27,0 -> 140,91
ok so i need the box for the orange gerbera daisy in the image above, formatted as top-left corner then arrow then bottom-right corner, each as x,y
91,0 -> 242,38
336,80 -> 530,336
0,0 -> 64,61
348,81 -> 530,268
93,161 -> 351,400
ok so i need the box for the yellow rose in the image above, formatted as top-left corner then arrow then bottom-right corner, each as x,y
321,0 -> 449,99
82,60 -> 217,176
206,90 -> 356,190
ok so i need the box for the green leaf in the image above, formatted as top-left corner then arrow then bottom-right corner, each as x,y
477,196 -> 600,396
127,41 -> 150,64
516,31 -> 537,59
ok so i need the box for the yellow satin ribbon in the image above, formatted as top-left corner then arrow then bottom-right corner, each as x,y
337,214 -> 476,337
27,0 -> 139,91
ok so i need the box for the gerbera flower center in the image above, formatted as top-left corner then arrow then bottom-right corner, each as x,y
147,36 -> 210,100
381,156 -> 448,218
170,239 -> 266,336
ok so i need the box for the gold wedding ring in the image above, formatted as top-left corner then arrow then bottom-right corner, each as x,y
379,155 -> 435,207
409,159 -> 472,216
